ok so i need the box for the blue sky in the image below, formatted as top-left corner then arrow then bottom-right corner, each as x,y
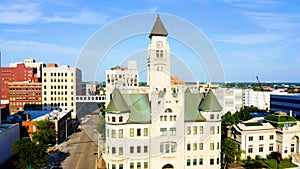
1,0 -> 300,82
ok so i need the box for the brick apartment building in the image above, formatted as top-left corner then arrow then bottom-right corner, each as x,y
1,63 -> 38,100
8,81 -> 42,114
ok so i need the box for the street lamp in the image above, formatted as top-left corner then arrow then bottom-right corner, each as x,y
66,118 -> 70,140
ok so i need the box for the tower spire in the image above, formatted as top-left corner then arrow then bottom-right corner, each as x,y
149,15 -> 168,38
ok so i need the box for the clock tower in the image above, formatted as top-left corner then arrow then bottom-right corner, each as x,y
147,15 -> 171,90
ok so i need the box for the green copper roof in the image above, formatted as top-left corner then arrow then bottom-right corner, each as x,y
106,88 -> 130,114
184,89 -> 206,122
106,89 -> 151,123
123,94 -> 151,123
199,89 -> 222,112
149,15 -> 168,38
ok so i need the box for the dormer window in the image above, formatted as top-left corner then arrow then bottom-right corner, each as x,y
112,116 -> 116,122
165,108 -> 172,113
119,116 -> 123,122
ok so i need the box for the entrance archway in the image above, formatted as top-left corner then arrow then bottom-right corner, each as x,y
291,136 -> 299,154
162,164 -> 174,169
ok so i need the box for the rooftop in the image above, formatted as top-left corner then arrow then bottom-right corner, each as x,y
0,123 -> 19,133
149,15 -> 168,38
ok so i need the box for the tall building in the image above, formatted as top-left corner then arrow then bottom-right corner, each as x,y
42,64 -> 82,118
8,81 -> 42,114
103,16 -> 222,169
1,63 -> 38,100
270,94 -> 300,117
214,88 -> 243,114
10,58 -> 45,78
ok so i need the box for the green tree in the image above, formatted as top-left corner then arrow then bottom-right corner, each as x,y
222,138 -> 243,168
32,120 -> 56,145
11,138 -> 48,169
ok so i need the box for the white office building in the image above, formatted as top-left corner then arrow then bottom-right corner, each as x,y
214,88 -> 243,114
103,15 -> 222,169
42,64 -> 83,118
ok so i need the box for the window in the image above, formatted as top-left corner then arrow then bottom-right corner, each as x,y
164,116 -> 167,121
137,128 -> 141,136
112,164 -> 116,169
199,158 -> 203,165
112,117 -> 116,122
119,129 -> 123,138
199,143 -> 203,150
130,128 -> 134,137
137,162 -> 141,169
119,147 -> 123,155
144,162 -> 148,169
193,159 -> 197,165
160,116 -> 163,121
119,164 -> 123,169
187,127 -> 191,135
160,144 -> 163,153
119,116 -> 123,122
165,144 -> 170,153
249,136 -> 253,141
217,142 -> 220,150
210,158 -> 214,165
187,159 -> 191,166
130,162 -> 134,169
193,143 -> 197,150
144,128 -> 148,136
210,114 -> 214,120
217,157 -> 220,165
193,126 -> 197,134
210,142 -> 214,150
112,130 -> 116,138
144,146 -> 148,153
160,142 -> 176,153
170,128 -> 176,136
259,136 -> 264,140
248,145 -> 253,153
171,144 -> 176,153
269,143 -> 274,151
160,128 -> 167,136
112,147 -> 116,154
137,146 -> 141,153
270,135 -> 274,140
187,143 -> 191,151
173,115 -> 177,121
217,126 -> 220,134
210,126 -> 215,134
259,144 -> 263,152
199,126 -> 203,134
130,146 -> 134,153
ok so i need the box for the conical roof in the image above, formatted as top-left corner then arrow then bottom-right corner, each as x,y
199,89 -> 222,112
149,15 -> 168,38
106,88 -> 130,113
184,90 -> 206,122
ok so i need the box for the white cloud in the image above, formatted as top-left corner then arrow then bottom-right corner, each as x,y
3,28 -> 38,33
0,39 -> 79,55
216,33 -> 285,44
224,0 -> 280,9
0,4 -> 41,24
149,6 -> 159,12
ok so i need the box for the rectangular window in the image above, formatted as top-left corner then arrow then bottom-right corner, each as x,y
187,143 -> 191,151
199,158 -> 203,165
259,136 -> 264,140
193,159 -> 197,165
193,126 -> 197,134
217,142 -> 220,150
112,164 -> 116,169
144,162 -> 148,169
164,116 -> 167,121
199,143 -> 203,150
144,128 -> 148,136
210,143 -> 214,150
187,127 -> 191,135
137,162 -> 141,169
119,164 -> 123,169
144,146 -> 148,153
210,158 -> 214,165
137,128 -> 141,136
130,146 -> 134,153
137,146 -> 141,153
193,143 -> 197,150
160,143 -> 163,153
130,162 -> 134,169
210,126 -> 215,134
269,144 -> 274,151
249,136 -> 253,141
187,159 -> 191,166
160,128 -> 167,136
165,144 -> 170,153
270,135 -> 274,140
112,130 -> 116,138
217,157 -> 220,165
119,147 -> 123,155
119,129 -> 123,138
170,128 -> 176,136
259,144 -> 263,152
171,144 -> 176,153
248,145 -> 253,153
210,114 -> 214,119
112,147 -> 116,154
130,128 -> 134,137
217,126 -> 220,134
199,126 -> 203,134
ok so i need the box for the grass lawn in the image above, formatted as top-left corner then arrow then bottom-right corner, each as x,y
262,159 -> 298,169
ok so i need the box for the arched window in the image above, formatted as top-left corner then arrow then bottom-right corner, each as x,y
165,108 -> 172,113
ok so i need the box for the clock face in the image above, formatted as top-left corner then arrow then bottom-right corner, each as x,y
156,41 -> 163,49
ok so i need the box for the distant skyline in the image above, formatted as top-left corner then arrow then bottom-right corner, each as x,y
1,0 -> 300,82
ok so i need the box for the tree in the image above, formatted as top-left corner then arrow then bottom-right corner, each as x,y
11,138 -> 48,169
222,138 -> 243,168
32,120 -> 56,145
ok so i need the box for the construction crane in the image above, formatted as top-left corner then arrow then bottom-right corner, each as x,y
256,76 -> 263,91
